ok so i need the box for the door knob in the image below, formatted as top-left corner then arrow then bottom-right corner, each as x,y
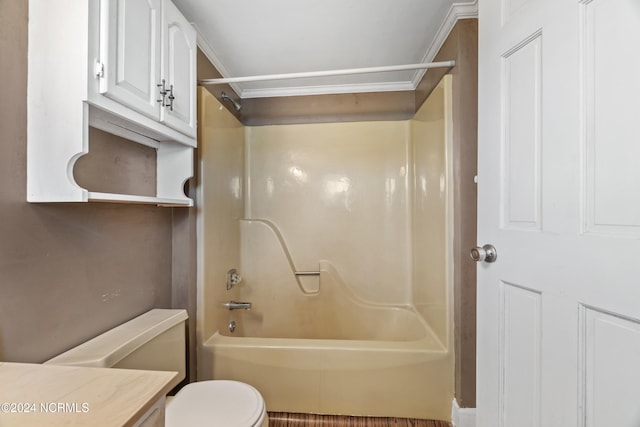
470,244 -> 497,263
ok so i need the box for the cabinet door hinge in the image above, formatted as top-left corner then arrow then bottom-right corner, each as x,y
94,61 -> 105,78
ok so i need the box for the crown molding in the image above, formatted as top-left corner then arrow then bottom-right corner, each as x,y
411,0 -> 479,87
193,23 -> 244,96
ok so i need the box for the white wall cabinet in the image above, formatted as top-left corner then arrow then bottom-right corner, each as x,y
28,0 -> 197,206
99,0 -> 197,137
160,0 -> 197,136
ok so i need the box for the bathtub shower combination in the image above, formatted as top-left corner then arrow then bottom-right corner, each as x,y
197,77 -> 454,421
201,259 -> 452,420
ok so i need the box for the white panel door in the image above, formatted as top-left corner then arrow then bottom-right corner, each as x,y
160,0 -> 197,137
100,0 -> 162,119
477,0 -> 640,426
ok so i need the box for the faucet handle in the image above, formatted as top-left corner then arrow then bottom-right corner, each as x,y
226,269 -> 242,290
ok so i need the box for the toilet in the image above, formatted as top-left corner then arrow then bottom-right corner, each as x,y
44,309 -> 268,427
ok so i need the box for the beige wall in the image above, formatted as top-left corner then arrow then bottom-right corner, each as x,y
0,1 -> 195,370
200,102 -> 453,343
411,77 -> 451,348
197,89 -> 245,342
245,121 -> 413,305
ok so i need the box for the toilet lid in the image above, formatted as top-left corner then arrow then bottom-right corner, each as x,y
166,380 -> 265,427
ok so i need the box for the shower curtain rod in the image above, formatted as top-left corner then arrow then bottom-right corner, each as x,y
198,60 -> 455,85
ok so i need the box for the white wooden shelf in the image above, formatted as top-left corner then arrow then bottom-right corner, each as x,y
88,192 -> 193,207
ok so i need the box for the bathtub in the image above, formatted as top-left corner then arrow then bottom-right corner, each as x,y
200,262 -> 453,420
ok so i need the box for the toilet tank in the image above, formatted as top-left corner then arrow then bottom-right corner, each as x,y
45,309 -> 188,390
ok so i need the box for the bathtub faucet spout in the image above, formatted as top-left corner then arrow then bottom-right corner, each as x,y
224,301 -> 252,310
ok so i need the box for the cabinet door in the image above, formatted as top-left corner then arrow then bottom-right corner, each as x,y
100,0 -> 162,119
160,0 -> 197,137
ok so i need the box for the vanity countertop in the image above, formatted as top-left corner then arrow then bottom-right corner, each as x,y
0,362 -> 176,426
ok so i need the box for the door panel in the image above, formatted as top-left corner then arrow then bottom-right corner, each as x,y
581,307 -> 640,427
477,0 -> 640,426
100,0 -> 161,119
499,282 -> 541,427
501,33 -> 542,230
582,0 -> 640,236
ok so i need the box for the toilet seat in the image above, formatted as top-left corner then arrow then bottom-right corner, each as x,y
165,380 -> 266,427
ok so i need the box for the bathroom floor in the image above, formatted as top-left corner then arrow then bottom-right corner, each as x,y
268,412 -> 452,426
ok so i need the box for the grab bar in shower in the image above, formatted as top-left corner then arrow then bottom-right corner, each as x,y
295,271 -> 320,276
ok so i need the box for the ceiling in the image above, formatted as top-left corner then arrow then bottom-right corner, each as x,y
173,0 -> 477,99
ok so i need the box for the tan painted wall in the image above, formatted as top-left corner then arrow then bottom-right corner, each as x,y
444,20 -> 478,409
0,1 -> 195,369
